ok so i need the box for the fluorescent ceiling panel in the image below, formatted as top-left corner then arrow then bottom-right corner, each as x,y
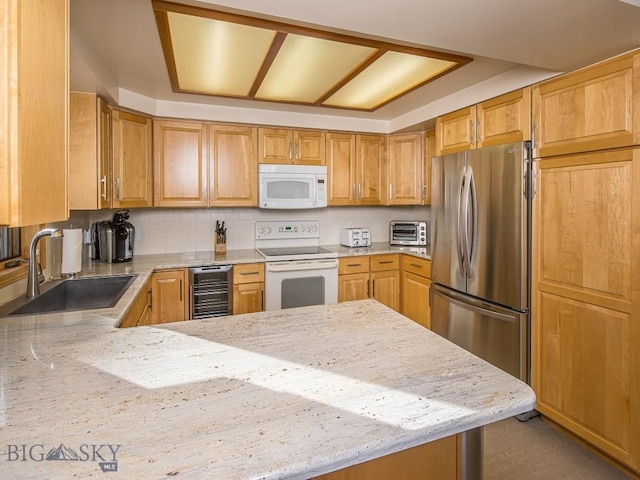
154,2 -> 471,110
325,52 -> 456,109
256,34 -> 375,103
167,12 -> 275,96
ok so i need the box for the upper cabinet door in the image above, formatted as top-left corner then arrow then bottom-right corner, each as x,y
257,128 -> 292,164
111,109 -> 153,208
476,87 -> 531,148
327,133 -> 356,206
356,134 -> 385,206
435,106 -> 476,156
154,120 -> 208,207
209,124 -> 257,207
387,133 -> 423,205
0,0 -> 69,226
294,130 -> 325,165
533,51 -> 639,158
423,131 -> 435,206
98,98 -> 112,209
69,92 -> 99,210
258,128 -> 325,165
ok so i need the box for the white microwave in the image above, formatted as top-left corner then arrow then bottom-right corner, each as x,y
258,164 -> 327,209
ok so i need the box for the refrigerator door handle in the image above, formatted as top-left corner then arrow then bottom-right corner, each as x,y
461,166 -> 473,279
456,170 -> 467,277
433,284 -> 517,323
465,166 -> 477,278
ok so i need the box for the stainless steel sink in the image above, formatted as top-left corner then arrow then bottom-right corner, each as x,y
1,274 -> 137,317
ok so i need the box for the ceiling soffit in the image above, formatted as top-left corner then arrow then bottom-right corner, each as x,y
152,0 -> 472,111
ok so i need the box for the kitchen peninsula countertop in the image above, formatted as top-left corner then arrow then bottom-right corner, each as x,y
0,299 -> 534,479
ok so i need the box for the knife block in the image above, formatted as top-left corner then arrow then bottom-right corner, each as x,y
215,237 -> 226,254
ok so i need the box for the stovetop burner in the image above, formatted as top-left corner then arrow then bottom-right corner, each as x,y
254,220 -> 337,261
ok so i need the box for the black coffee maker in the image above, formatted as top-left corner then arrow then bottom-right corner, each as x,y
111,210 -> 135,263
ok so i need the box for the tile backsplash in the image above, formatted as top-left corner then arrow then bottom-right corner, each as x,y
62,206 -> 431,255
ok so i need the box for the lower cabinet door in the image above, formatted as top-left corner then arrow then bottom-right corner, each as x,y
233,282 -> 264,314
371,270 -> 399,311
338,273 -> 369,302
401,271 -> 431,328
150,269 -> 187,324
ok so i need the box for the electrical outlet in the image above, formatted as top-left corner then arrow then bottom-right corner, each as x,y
347,221 -> 354,228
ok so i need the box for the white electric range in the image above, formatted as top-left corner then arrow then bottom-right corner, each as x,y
255,220 -> 338,311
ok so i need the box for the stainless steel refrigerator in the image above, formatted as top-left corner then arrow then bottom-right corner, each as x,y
430,141 -> 531,383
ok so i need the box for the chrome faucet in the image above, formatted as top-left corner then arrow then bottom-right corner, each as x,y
26,228 -> 63,299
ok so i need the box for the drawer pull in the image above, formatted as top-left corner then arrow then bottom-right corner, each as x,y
241,271 -> 260,275
410,263 -> 422,269
379,260 -> 394,264
346,263 -> 364,267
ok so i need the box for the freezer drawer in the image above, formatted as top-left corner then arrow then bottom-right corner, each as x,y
430,284 -> 528,382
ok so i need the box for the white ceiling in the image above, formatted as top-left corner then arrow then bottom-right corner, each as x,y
70,0 -> 640,132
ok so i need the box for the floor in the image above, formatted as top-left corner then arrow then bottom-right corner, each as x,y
483,416 -> 633,480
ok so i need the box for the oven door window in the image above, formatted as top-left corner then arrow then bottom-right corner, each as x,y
281,276 -> 325,309
394,225 -> 418,241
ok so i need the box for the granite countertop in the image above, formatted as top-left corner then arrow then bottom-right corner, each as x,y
0,299 -> 534,479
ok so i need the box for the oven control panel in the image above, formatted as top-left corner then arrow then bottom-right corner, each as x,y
255,220 -> 319,240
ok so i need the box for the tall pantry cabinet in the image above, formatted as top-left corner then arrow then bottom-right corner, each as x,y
531,49 -> 640,474
1,0 -> 69,226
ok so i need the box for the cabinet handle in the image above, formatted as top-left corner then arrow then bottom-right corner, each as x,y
352,183 -> 357,200
115,178 -> 121,201
476,121 -> 481,143
358,183 -> 362,200
378,260 -> 394,264
346,263 -> 363,267
469,120 -> 474,145
422,184 -> 426,201
294,141 -> 299,160
241,271 -> 260,276
100,175 -> 108,200
371,278 -> 375,297
148,289 -> 152,309
389,183 -> 393,200
410,263 -> 422,269
180,279 -> 183,302
288,142 -> 293,161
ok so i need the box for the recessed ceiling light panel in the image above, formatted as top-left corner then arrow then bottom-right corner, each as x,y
153,0 -> 472,110
168,12 -> 275,96
256,35 -> 375,103
325,52 -> 456,110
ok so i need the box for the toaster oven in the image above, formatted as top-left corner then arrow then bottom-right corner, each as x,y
389,221 -> 429,246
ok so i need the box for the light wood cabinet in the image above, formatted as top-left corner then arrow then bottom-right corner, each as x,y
531,148 -> 640,472
400,255 -> 432,329
387,133 -> 423,205
258,127 -> 325,165
338,256 -> 370,302
210,124 -> 258,206
118,277 -> 152,328
357,134 -> 386,205
149,269 -> 188,325
112,109 -> 153,208
338,254 -> 399,311
0,0 -> 69,226
69,93 -> 112,210
233,263 -> 264,314
532,50 -> 640,158
370,254 -> 400,311
153,121 -> 257,207
435,87 -> 532,155
154,120 -> 208,207
423,131 -> 435,206
327,133 -> 385,206
314,434 -> 458,480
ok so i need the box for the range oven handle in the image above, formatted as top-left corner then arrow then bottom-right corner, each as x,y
266,259 -> 338,273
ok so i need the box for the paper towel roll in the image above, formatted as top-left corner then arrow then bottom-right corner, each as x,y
61,228 -> 82,275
